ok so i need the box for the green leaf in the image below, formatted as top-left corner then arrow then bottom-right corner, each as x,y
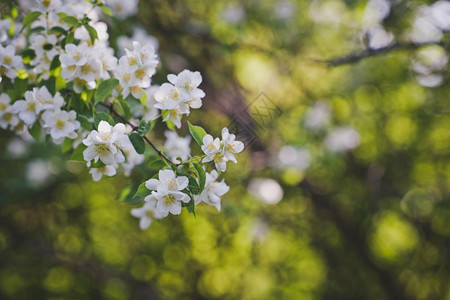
148,159 -> 166,170
95,78 -> 119,105
182,198 -> 196,216
65,31 -> 74,45
13,77 -> 28,99
188,121 -> 207,146
137,119 -> 153,137
77,114 -> 92,131
118,97 -> 131,119
130,182 -> 151,204
117,183 -> 142,205
61,138 -> 74,153
61,16 -> 79,27
139,90 -> 147,106
192,162 -> 206,192
84,23 -> 98,44
93,111 -> 114,127
187,175 -> 201,195
21,11 -> 41,33
49,26 -> 67,36
39,77 -> 56,95
29,122 -> 41,141
129,132 -> 145,154
49,55 -> 60,71
100,5 -> 113,17
69,144 -> 87,162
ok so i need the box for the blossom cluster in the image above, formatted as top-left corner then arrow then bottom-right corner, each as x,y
154,70 -> 205,128
83,121 -> 143,181
61,42 -> 117,93
113,41 -> 158,99
132,168 -> 230,230
0,45 -> 23,84
0,86 -> 81,144
201,128 -> 244,172
0,0 -> 244,232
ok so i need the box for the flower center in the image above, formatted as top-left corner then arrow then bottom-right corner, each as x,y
3,113 -> 12,122
55,119 -> 65,129
145,210 -> 154,218
163,194 -> 176,206
95,144 -> 109,156
123,73 -> 131,82
81,64 -> 93,75
168,179 -> 178,190
3,56 -> 12,65
0,103 -> 7,111
26,101 -> 35,112
225,144 -> 234,153
135,68 -> 146,80
213,153 -> 225,163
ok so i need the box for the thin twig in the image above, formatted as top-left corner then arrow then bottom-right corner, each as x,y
99,102 -> 178,166
321,41 -> 446,67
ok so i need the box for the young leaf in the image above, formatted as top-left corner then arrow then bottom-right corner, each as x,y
84,24 -> 98,44
69,144 -> 87,162
139,90 -> 147,106
95,78 -> 119,105
188,121 -> 207,146
129,132 -> 145,154
21,11 -> 41,33
137,119 -> 152,137
100,5 -> 113,17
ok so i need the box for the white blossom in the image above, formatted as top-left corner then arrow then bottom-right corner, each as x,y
0,44 -> 23,83
141,86 -> 160,121
131,199 -> 166,230
117,27 -> 159,56
0,93 -> 19,129
201,128 -> 244,172
89,165 -> 117,182
41,109 -> 80,144
12,87 -> 63,126
145,169 -> 190,215
82,121 -> 127,166
195,170 -> 229,211
164,130 -> 191,162
221,128 -> 244,163
167,69 -> 205,109
105,0 -> 138,19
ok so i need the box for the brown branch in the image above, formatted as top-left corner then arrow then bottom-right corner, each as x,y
99,102 -> 178,166
322,41 -> 446,67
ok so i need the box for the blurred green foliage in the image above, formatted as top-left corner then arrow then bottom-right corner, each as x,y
2,0 -> 450,299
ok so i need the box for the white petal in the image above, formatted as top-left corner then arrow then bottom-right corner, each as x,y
145,178 -> 160,191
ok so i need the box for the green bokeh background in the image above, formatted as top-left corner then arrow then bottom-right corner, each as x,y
1,0 -> 450,299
